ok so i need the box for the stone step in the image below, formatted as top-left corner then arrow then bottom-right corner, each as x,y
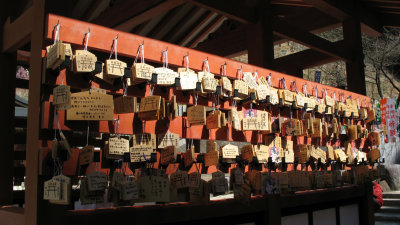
374,212 -> 400,222
383,191 -> 400,199
375,221 -> 400,225
380,206 -> 400,214
383,199 -> 400,207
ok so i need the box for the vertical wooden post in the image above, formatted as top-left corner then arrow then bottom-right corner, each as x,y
25,0 -> 45,225
256,195 -> 281,225
247,0 -> 275,69
343,18 -> 366,95
359,183 -> 375,225
0,2 -> 17,204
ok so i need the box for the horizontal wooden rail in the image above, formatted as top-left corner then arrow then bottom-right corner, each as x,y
45,14 -> 371,106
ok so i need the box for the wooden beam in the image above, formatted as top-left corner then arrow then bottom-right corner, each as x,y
343,18 -> 366,95
381,13 -> 400,27
303,0 -> 383,37
247,0 -> 275,69
178,11 -> 215,46
113,0 -> 185,32
146,5 -> 183,39
272,19 -> 351,61
161,6 -> 200,42
81,0 -> 104,21
25,0 -> 45,224
2,6 -> 34,52
270,0 -> 311,7
187,15 -> 225,48
187,0 -> 256,23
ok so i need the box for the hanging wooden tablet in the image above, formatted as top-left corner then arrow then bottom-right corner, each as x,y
229,108 -> 241,130
130,144 -> 153,162
155,67 -> 178,86
184,146 -> 195,168
73,50 -> 97,73
188,172 -> 201,188
367,148 -> 380,162
131,63 -> 155,83
206,110 -> 221,129
256,84 -> 269,101
285,150 -> 294,163
212,171 -> 227,194
310,147 -> 326,163
325,96 -> 335,108
49,175 -> 71,205
87,171 -> 107,191
133,133 -> 156,149
220,111 -> 226,127
59,132 -> 72,159
120,180 -> 139,201
46,41 -> 65,69
359,108 -> 368,119
253,144 -> 269,163
94,62 -> 115,85
348,125 -> 358,141
312,118 -> 322,138
160,146 -> 177,165
220,77 -> 232,93
138,95 -> 162,121
157,132 -> 179,149
242,109 -> 258,131
233,80 -> 248,99
369,132 -> 380,146
295,93 -> 305,108
202,76 -> 218,93
241,145 -> 254,162
170,171 -> 189,189
105,59 -> 127,78
43,179 -> 61,201
114,96 -> 137,114
108,137 -> 130,156
230,168 -> 244,186
366,108 -> 376,123
189,179 -> 209,203
187,105 -> 206,125
79,145 -> 94,165
178,68 -> 197,90
326,145 -> 335,160
204,150 -> 219,167
67,91 -> 114,121
269,88 -> 279,105
80,177 -> 105,205
221,144 -> 239,162
53,85 -> 71,110
206,140 -> 218,153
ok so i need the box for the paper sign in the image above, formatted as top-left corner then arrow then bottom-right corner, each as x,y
187,105 -> 206,125
130,145 -> 153,162
79,145 -> 94,165
157,132 -> 179,148
105,59 -> 127,78
53,85 -> 71,110
204,150 -> 219,167
114,96 -> 136,114
170,171 -> 189,189
44,179 -> 61,200
108,137 -> 130,155
160,146 -> 177,165
73,50 -> 97,73
87,171 -> 107,191
155,67 -> 178,86
67,91 -> 114,121
222,144 -> 239,159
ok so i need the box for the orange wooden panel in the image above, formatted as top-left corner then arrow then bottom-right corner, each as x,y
46,14 -> 371,106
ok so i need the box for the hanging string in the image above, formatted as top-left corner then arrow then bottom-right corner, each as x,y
53,22 -> 60,45
332,92 -> 336,101
134,42 -> 145,64
123,79 -> 128,96
280,78 -> 287,89
253,71 -> 259,82
86,122 -> 90,146
162,48 -> 168,68
357,98 -> 360,109
267,73 -> 272,87
193,90 -> 198,106
109,34 -> 118,60
184,53 -> 189,71
237,66 -> 243,80
291,81 -> 298,93
114,117 -> 120,138
203,58 -> 210,72
303,84 -> 308,97
84,28 -> 90,54
221,62 -> 227,77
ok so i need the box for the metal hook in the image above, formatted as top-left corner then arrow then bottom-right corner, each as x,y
184,52 -> 189,57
